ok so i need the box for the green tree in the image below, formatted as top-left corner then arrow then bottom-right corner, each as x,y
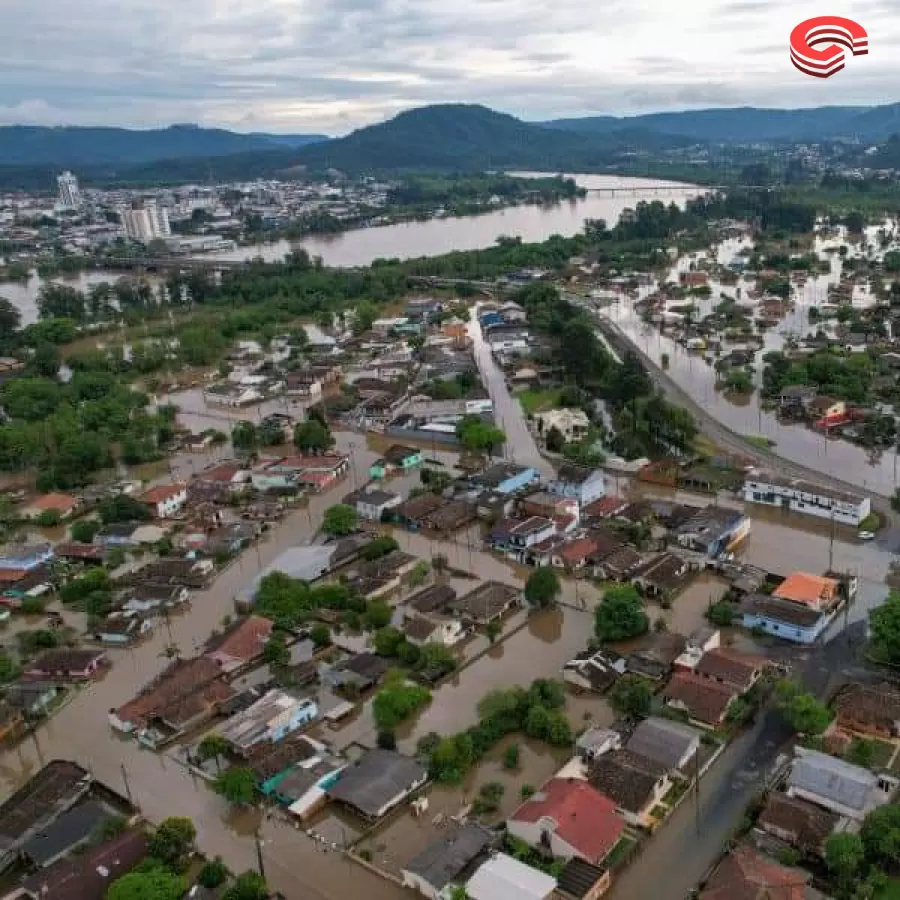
861,803 -> 900,868
213,767 -> 257,805
524,568 -> 561,609
455,415 -> 505,455
262,632 -> 290,667
372,673 -> 431,731
223,870 -> 269,900
322,503 -> 358,536
231,421 -> 258,456
197,734 -> 230,769
197,857 -> 229,889
293,419 -> 334,453
107,866 -> 185,900
148,817 -> 196,869
503,743 -> 520,770
869,591 -> 900,665
374,626 -> 406,657
36,508 -> 61,527
608,674 -> 653,719
98,494 -> 152,524
309,622 -> 331,648
485,621 -> 502,644
824,832 -> 864,890
70,519 -> 99,543
0,652 -> 20,683
594,585 -> 649,642
774,680 -> 832,735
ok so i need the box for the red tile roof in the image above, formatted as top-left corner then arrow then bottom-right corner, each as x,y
663,672 -> 736,725
701,845 -> 809,899
140,482 -> 186,504
28,492 -> 79,513
509,778 -> 624,863
694,648 -> 767,692
205,614 -> 273,668
773,572 -> 838,608
558,537 -> 600,565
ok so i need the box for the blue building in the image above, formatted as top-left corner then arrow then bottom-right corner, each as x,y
478,311 -> 504,329
548,465 -> 606,507
674,505 -> 751,558
738,593 -> 831,644
474,463 -> 539,496
218,690 -> 319,754
0,542 -> 54,571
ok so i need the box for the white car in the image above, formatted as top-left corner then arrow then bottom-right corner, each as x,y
858,530 -> 875,541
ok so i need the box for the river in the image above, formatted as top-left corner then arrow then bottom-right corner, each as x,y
1,175 -> 701,325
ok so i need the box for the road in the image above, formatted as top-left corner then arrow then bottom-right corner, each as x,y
467,305 -> 554,477
610,625 -> 866,900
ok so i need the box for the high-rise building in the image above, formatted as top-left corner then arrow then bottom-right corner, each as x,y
119,200 -> 171,243
56,171 -> 81,208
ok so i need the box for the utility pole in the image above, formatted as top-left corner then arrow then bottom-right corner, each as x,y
254,827 -> 267,881
121,762 -> 134,807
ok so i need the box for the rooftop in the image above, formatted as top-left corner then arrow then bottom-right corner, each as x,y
219,689 -> 317,751
587,750 -> 667,814
693,647 -> 767,691
21,799 -> 111,867
407,583 -> 457,615
556,858 -> 609,900
746,470 -> 865,506
789,748 -> 883,815
662,672 -> 737,725
700,844 -> 809,900
205,614 -> 273,669
625,717 -> 701,771
757,793 -> 838,853
466,852 -> 557,900
139,482 -> 186,504
773,572 -> 838,608
509,778 -> 624,863
403,821 -> 493,891
327,748 -> 426,818
449,581 -> 519,622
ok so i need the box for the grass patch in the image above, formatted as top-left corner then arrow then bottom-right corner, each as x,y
875,879 -> 900,900
650,804 -> 667,819
519,389 -> 562,415
859,512 -> 883,532
605,835 -> 637,870
743,434 -> 776,450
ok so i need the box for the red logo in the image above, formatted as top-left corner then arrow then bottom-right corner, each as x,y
790,16 -> 868,78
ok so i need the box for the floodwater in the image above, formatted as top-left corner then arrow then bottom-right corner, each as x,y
1,175 -> 701,325
604,226 -> 900,495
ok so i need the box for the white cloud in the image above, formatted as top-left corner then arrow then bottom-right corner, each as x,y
0,0 -> 895,132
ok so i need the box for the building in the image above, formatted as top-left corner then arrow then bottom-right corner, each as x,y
25,648 -> 107,681
756,793 -> 837,857
219,689 -> 318,754
403,615 -> 465,647
562,648 -> 626,695
772,572 -> 840,613
488,516 -> 556,561
742,470 -> 870,527
662,672 -> 737,727
20,799 -> 112,868
326,748 -> 427,819
692,647 -> 766,693
699,845 -> 810,900
786,747 -> 898,821
554,859 -> 611,900
535,409 -> 591,443
673,505 -> 750,557
738,593 -> 831,644
506,778 -> 625,864
625,717 -> 701,772
204,615 -> 273,673
344,485 -> 403,521
448,581 -> 520,624
587,750 -> 671,827
0,542 -> 53,573
401,822 -> 493,900
474,463 -> 540,496
370,445 -> 424,479
139,482 -> 188,518
833,682 -> 900,739
56,171 -> 81,208
21,492 -> 80,521
466,852 -> 557,900
548,465 -> 606,507
119,199 -> 171,242
20,830 -> 148,900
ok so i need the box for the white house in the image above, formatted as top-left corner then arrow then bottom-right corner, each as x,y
548,465 -> 606,507
344,485 -> 404,522
202,384 -> 264,408
139,483 -> 188,519
466,853 -> 556,900
535,408 -> 591,442
403,615 -> 466,647
743,470 -> 871,527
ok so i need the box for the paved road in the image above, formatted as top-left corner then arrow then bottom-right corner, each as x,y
610,625 -> 866,900
468,305 -> 554,477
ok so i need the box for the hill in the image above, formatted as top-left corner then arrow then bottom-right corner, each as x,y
290,104 -> 693,172
0,124 -> 328,167
543,104 -> 900,143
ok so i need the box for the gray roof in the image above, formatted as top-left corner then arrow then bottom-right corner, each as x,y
789,749 -> 878,813
626,717 -> 701,770
327,749 -> 426,817
21,800 -> 111,867
403,822 -> 492,890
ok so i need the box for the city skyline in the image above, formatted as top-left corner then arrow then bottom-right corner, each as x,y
2,1 -> 900,134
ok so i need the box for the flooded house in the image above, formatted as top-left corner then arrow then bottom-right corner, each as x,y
326,748 -> 427,820
218,689 -> 318,755
742,470 -> 871,527
401,822 -> 493,900
587,750 -> 671,828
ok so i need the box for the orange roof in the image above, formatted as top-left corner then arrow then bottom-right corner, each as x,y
773,572 -> 838,607
0,569 -> 26,583
140,483 -> 187,504
28,492 -> 78,513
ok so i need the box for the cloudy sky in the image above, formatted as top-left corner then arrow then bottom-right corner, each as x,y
2,0 -> 899,133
